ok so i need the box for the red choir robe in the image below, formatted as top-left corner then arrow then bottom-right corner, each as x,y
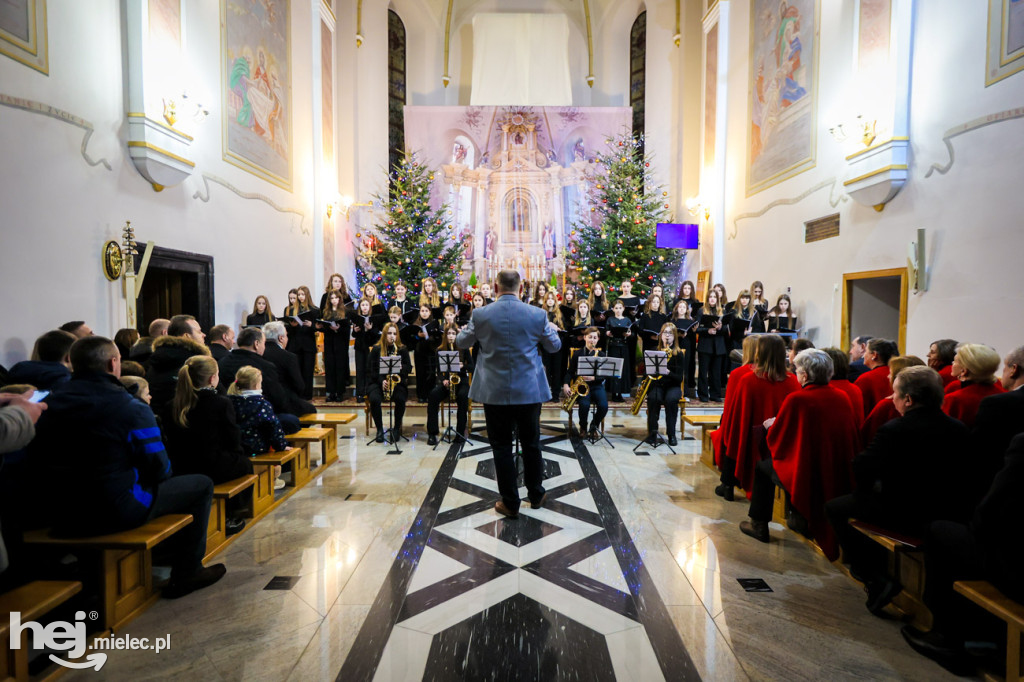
944,380 -> 963,395
855,365 -> 891,417
726,371 -> 801,495
943,381 -> 1005,428
713,363 -> 755,466
766,384 -> 860,560
830,379 -> 865,426
937,364 -> 957,387
861,396 -> 900,446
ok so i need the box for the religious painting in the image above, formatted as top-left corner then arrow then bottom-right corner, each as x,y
321,19 -> 333,165
856,0 -> 890,73
986,0 -> 1024,86
746,0 -> 818,195
222,0 -> 291,189
0,0 -> 48,74
703,22 -> 719,171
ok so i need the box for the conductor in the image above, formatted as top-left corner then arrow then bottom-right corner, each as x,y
457,270 -> 562,518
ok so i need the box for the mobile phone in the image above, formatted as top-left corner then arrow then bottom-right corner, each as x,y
29,390 -> 49,403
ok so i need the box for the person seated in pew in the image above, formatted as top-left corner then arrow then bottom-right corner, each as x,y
787,338 -> 814,373
739,349 -> 859,561
119,375 -> 151,405
855,338 -> 899,417
972,345 -> 1024,497
7,330 -> 76,391
207,325 -> 235,362
227,366 -> 288,491
28,336 -> 225,598
58,320 -> 93,339
715,334 -> 800,501
129,318 -> 170,370
825,366 -> 970,616
942,343 -> 1004,428
147,314 -> 209,414
217,327 -> 307,434
823,347 -> 864,422
120,360 -> 147,378
262,321 -> 313,408
0,387 -> 47,585
900,432 -> 1024,676
847,335 -> 873,383
113,328 -> 140,361
162,356 -> 252,535
927,338 -> 959,387
860,356 -> 925,446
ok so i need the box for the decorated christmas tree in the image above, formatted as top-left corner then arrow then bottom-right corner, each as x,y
569,134 -> 683,298
355,154 -> 463,298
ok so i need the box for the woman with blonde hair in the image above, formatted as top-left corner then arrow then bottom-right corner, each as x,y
283,285 -> 319,400
419,277 -> 441,309
247,295 -> 276,326
319,272 -> 353,311
227,366 -> 289,490
588,280 -> 609,318
942,343 -> 1004,428
366,322 -> 412,443
542,292 -> 566,398
317,289 -> 350,402
644,323 -> 686,446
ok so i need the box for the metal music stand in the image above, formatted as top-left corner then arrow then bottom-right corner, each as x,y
578,355 -> 621,449
435,351 -> 473,449
372,355 -> 405,454
633,351 -> 675,454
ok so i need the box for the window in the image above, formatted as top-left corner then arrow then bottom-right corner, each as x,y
388,10 -> 406,175
630,11 -> 646,150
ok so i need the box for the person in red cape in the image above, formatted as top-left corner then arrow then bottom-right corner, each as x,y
854,338 -> 899,417
824,348 -> 864,423
740,349 -> 860,560
860,356 -> 925,445
942,343 -> 1004,428
711,336 -> 759,476
927,338 -> 959,387
714,335 -> 800,501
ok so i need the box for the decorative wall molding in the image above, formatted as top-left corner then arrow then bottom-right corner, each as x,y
730,178 -> 846,239
924,106 -> 1024,178
0,93 -> 112,170
192,173 -> 308,235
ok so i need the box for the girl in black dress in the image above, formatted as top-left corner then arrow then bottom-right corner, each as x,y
413,303 -> 440,402
604,298 -> 633,402
588,280 -> 609,320
283,285 -> 318,400
426,324 -> 475,445
419,277 -> 441,309
351,298 -> 380,400
695,288 -> 727,402
645,323 -> 686,445
247,295 -> 276,326
670,298 -> 698,399
319,273 -> 354,311
366,323 -> 411,442
317,290 -> 350,402
541,292 -> 566,400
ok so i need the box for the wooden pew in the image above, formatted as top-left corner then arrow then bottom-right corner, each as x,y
251,446 -> 307,492
206,475 -> 257,561
298,412 -> 357,463
955,581 -> 1024,682
23,515 -> 193,631
849,520 -> 929,628
287,426 -> 336,474
683,414 -> 721,470
0,580 -> 82,682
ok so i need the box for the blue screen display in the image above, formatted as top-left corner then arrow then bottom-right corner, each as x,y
655,223 -> 699,249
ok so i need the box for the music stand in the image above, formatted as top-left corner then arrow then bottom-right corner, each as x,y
633,351 -> 675,454
577,355 -> 621,448
435,351 -> 473,449
366,355 -> 405,454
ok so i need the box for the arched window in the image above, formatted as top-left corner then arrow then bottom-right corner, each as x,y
630,11 -> 646,151
388,9 -> 406,174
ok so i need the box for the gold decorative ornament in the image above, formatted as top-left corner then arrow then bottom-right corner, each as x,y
102,240 -> 124,281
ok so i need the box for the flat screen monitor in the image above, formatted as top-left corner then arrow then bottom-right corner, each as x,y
655,223 -> 699,249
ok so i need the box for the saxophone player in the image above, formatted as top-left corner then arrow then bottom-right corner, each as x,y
426,324 -> 475,445
367,322 -> 411,443
562,327 -> 608,440
645,323 -> 686,446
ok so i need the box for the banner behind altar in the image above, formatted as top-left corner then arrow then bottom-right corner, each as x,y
404,106 -> 631,287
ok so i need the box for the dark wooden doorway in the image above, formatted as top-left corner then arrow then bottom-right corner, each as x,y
136,247 -> 215,333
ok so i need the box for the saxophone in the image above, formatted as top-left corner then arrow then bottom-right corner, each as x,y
561,376 -> 590,413
630,375 -> 661,415
382,346 -> 401,400
449,372 -> 460,402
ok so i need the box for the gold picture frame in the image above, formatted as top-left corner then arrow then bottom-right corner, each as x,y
986,0 -> 1024,86
0,0 -> 48,74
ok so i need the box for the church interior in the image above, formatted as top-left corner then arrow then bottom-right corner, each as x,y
1,0 -> 1023,679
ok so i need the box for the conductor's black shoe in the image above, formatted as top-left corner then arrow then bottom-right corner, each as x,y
667,434 -> 678,446
714,483 -> 735,501
225,517 -> 246,536
866,578 -> 902,616
163,564 -> 227,599
374,432 -> 386,443
427,435 -> 438,446
494,501 -> 519,519
900,626 -> 974,676
739,519 -> 769,543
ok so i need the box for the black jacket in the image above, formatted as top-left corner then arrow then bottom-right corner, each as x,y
217,348 -> 312,417
263,341 -> 306,398
972,386 -> 1024,492
973,432 -> 1024,600
852,406 -> 971,530
146,336 -> 211,414
129,336 -> 156,369
6,361 -> 71,391
162,390 -> 252,484
209,343 -> 231,362
30,372 -> 173,535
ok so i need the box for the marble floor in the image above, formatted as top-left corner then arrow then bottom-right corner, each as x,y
65,407 -> 965,681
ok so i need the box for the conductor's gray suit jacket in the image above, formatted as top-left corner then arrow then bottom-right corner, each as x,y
456,294 -> 562,405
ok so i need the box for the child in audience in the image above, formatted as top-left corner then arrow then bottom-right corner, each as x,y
119,376 -> 152,405
228,366 -> 288,490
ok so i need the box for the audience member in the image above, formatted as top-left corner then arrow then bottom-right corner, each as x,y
0,389 -> 45,454
972,345 -> 1024,491
860,356 -> 925,446
119,360 -> 147,378
227,366 -> 288,456
130,318 -> 170,368
6,330 -> 75,390
847,335 -> 873,382
927,338 -> 959,387
740,349 -> 859,560
113,328 -> 140,360
217,327 -> 307,433
942,343 -> 1004,428
826,366 -> 969,615
119,375 -> 151,405
29,336 -> 225,598
147,315 -> 210,413
824,347 -> 864,421
855,338 -> 899,416
58,321 -> 93,338
787,338 -> 814,371
207,325 -> 235,362
261,322 -> 309,406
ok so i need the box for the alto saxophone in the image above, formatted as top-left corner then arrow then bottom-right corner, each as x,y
630,374 -> 661,415
561,376 -> 590,413
383,346 -> 401,400
449,372 -> 460,402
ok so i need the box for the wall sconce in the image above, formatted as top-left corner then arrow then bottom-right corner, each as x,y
327,195 -> 373,220
685,196 -> 710,221
162,91 -> 209,127
829,114 -> 877,148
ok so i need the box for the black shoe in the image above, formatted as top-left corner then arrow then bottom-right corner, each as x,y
900,626 -> 975,676
866,578 -> 902,616
530,493 -> 548,509
667,434 -> 678,446
495,500 -> 519,519
163,564 -> 227,599
427,435 -> 438,446
645,433 -> 658,446
375,431 -> 386,443
225,517 -> 246,536
740,519 -> 769,543
714,483 -> 735,501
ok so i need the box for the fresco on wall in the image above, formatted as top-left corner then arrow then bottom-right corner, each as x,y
747,0 -> 818,195
402,106 -> 631,285
0,0 -> 47,74
986,0 -> 1024,86
222,0 -> 291,189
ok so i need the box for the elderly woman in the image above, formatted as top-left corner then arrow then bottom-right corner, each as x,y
942,343 -> 1004,428
739,349 -> 860,560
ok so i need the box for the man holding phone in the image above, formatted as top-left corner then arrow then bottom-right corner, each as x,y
0,389 -> 46,454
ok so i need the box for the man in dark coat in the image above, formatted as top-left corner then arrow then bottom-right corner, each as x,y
218,327 -> 308,433
129,318 -> 170,370
6,330 -> 76,390
261,322 -> 309,403
971,344 -> 1024,501
146,315 -> 209,413
207,325 -> 235,362
847,335 -> 872,382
